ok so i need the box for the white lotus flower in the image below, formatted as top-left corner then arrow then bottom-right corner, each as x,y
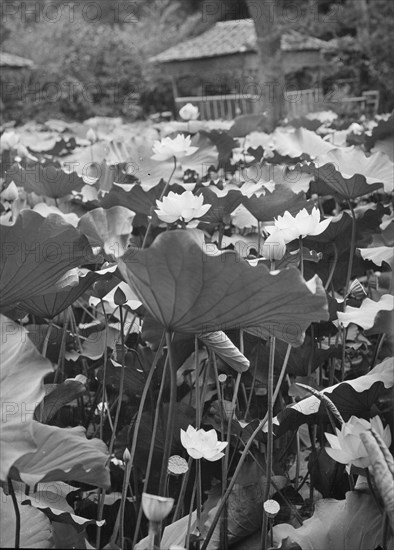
179,103 -> 199,121
271,207 -> 331,243
155,191 -> 211,225
325,415 -> 391,473
262,230 -> 287,261
151,134 -> 198,161
180,425 -> 228,461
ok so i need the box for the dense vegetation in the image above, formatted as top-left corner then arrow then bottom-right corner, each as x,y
1,0 -> 394,123
0,106 -> 393,548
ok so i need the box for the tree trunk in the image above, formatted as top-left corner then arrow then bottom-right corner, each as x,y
354,0 -> 371,53
246,0 -> 285,130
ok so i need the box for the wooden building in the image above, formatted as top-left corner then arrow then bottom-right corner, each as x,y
150,20 -> 332,119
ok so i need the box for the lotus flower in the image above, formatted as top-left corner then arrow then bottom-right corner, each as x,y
141,493 -> 174,522
151,134 -> 198,161
325,415 -> 391,472
180,425 -> 228,461
179,103 -> 199,121
262,229 -> 287,261
155,190 -> 211,226
271,206 -> 331,243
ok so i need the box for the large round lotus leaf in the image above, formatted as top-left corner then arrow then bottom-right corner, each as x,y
0,210 -> 91,313
7,161 -> 84,198
242,184 -> 310,222
16,270 -> 109,319
118,229 -> 328,345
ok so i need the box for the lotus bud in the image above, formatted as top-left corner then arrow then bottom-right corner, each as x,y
179,102 -> 199,121
86,128 -> 97,143
114,286 -> 127,306
123,448 -> 131,463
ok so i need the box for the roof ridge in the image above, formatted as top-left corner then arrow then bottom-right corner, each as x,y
150,21 -> 329,64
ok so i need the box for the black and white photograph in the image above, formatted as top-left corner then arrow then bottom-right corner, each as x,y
0,1 -> 393,548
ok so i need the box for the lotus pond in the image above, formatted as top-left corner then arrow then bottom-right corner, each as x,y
0,111 -> 393,549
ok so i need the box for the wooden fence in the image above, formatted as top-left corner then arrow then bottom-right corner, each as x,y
175,89 -> 379,120
175,94 -> 260,120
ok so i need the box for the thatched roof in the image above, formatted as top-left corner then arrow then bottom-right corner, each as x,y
150,20 -> 331,63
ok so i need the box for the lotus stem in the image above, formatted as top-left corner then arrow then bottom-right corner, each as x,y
130,354 -> 169,549
196,458 -> 202,533
372,333 -> 386,368
221,370 -> 242,550
211,351 -> 227,546
244,351 -> 259,420
195,335 -> 202,429
8,478 -> 20,549
185,480 -> 197,550
107,303 -> 126,459
147,520 -> 161,550
118,455 -> 132,548
158,332 -> 177,496
341,323 -> 347,381
172,456 -> 193,522
344,200 -> 357,300
95,302 -> 110,549
53,307 -> 70,384
110,332 -> 166,549
99,299 -> 109,440
325,241 -> 338,290
218,222 -> 224,250
257,221 -> 261,256
201,342 -> 292,550
299,236 -> 304,277
261,335 -> 276,550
